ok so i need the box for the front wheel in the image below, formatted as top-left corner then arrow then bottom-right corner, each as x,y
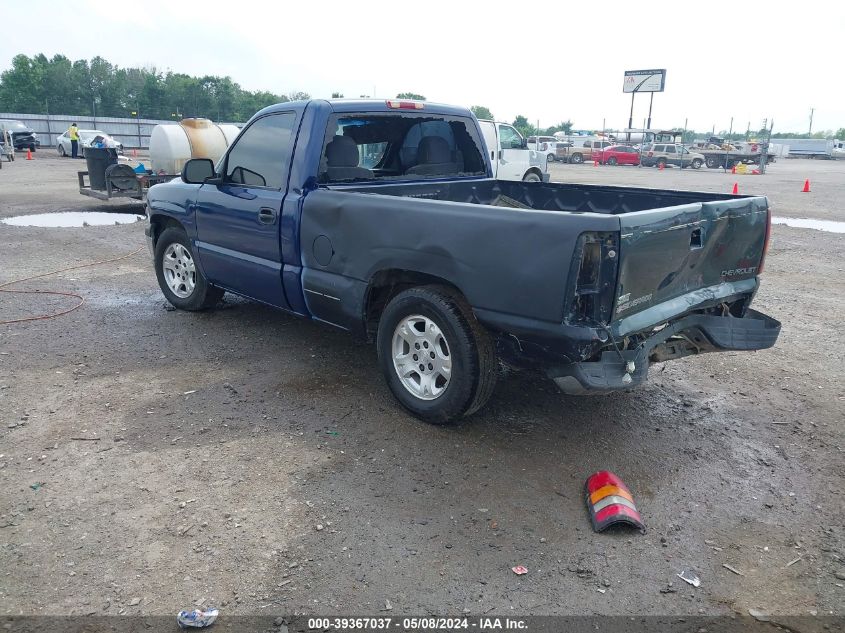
522,171 -> 542,182
692,158 -> 702,169
570,153 -> 583,164
376,286 -> 497,424
607,157 -> 618,166
154,227 -> 223,311
58,144 -> 66,157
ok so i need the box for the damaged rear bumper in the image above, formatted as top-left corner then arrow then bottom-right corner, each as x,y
548,309 -> 781,395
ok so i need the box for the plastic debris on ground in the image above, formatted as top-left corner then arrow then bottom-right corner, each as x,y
177,607 -> 219,628
511,565 -> 528,575
677,569 -> 701,587
584,470 -> 645,533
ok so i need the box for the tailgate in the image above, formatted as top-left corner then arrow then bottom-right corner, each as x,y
613,196 -> 769,328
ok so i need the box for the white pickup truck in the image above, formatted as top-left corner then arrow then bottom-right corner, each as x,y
478,120 -> 549,182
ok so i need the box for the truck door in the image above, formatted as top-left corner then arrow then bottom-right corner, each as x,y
478,121 -> 499,178
194,111 -> 298,309
497,124 -> 527,180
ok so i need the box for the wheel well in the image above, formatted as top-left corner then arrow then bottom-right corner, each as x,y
524,167 -> 543,179
364,269 -> 465,339
149,215 -> 184,249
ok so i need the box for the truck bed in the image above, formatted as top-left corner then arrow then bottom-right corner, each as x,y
301,179 -> 769,345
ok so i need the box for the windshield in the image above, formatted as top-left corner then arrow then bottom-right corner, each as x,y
319,112 -> 487,183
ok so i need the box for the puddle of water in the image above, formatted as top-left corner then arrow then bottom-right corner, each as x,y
1,212 -> 145,228
771,217 -> 845,234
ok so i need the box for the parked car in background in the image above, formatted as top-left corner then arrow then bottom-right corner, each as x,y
479,120 -> 549,181
526,135 -> 561,162
593,144 -> 640,166
0,119 -> 39,151
56,129 -> 125,157
641,143 -> 704,169
564,138 -> 613,164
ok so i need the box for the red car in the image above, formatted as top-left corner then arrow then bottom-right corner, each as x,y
593,144 -> 641,166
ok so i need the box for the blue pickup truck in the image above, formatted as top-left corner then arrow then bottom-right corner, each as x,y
145,99 -> 780,423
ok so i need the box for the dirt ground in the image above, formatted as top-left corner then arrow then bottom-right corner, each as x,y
0,152 -> 843,625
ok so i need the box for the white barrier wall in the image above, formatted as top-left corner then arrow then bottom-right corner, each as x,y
0,112 -> 243,149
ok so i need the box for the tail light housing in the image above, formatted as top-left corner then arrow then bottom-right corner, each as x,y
565,232 -> 620,325
758,206 -> 772,274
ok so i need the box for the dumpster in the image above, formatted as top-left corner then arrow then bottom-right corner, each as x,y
84,147 -> 119,190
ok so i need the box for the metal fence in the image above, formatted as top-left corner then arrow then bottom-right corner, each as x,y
0,112 -> 243,149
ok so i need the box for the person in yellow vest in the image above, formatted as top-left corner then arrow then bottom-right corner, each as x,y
68,122 -> 80,158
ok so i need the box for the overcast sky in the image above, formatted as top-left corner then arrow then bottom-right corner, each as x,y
3,0 -> 843,133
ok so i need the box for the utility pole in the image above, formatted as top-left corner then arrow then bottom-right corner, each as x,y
808,107 -> 815,136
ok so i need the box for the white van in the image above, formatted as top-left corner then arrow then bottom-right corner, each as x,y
477,120 -> 549,182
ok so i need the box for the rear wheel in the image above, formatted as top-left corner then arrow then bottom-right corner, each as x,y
376,286 -> 497,424
705,156 -> 719,168
547,153 -> 556,163
607,156 -> 618,166
58,144 -> 66,157
154,227 -> 223,311
570,153 -> 583,164
523,171 -> 541,182
692,158 -> 702,169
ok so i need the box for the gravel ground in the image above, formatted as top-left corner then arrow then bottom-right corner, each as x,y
0,152 -> 843,624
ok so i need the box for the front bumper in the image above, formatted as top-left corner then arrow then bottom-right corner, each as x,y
549,309 -> 781,395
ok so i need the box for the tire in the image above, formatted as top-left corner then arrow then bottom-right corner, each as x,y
607,157 -> 618,166
692,158 -> 702,169
58,144 -> 66,157
523,171 -> 542,182
570,153 -> 583,164
29,144 -> 35,152
376,285 -> 497,424
154,227 -> 223,311
547,153 -> 555,163
705,156 -> 719,168
657,158 -> 667,168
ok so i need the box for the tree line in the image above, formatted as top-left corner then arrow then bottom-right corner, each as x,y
0,53 -> 309,122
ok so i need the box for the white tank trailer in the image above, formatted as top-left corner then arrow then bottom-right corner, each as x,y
149,118 -> 240,174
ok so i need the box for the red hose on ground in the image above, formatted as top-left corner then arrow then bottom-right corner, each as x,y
0,246 -> 144,325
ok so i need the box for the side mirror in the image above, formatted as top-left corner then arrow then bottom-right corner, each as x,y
182,158 -> 215,184
520,137 -> 528,149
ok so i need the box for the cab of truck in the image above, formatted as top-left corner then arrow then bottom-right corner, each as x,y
478,120 -> 549,182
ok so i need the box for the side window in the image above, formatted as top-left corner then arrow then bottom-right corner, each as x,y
498,125 -> 522,150
665,145 -> 676,154
654,144 -> 665,152
583,141 -> 591,148
225,112 -> 297,189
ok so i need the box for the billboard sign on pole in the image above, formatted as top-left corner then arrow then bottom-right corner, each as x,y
623,69 -> 666,93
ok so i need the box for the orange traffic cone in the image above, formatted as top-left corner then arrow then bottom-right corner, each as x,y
593,160 -> 598,167
732,183 -> 739,194
801,179 -> 811,192
731,165 -> 736,174
658,162 -> 664,171
26,149 -> 33,160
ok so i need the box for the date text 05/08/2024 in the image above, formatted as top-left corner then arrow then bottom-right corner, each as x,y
307,617 -> 528,630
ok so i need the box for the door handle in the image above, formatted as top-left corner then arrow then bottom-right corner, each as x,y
258,207 -> 277,225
